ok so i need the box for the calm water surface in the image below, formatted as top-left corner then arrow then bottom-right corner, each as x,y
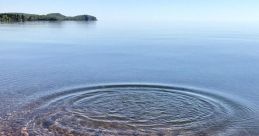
0,21 -> 259,135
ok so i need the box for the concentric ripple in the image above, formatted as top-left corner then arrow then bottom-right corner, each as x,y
0,84 -> 255,136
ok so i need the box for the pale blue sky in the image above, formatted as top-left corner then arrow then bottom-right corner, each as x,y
0,0 -> 259,22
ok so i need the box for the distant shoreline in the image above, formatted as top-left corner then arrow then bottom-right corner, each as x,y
0,13 -> 97,22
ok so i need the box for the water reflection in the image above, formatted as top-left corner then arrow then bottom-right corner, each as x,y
0,21 -> 259,135
0,20 -> 96,29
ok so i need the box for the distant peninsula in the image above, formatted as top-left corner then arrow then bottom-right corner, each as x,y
0,13 -> 97,22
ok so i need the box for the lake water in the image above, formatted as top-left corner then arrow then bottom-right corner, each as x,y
0,21 -> 259,136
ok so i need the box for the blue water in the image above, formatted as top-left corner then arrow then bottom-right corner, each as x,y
0,21 -> 259,135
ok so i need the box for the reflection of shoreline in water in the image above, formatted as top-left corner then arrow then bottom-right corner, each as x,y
0,21 -> 97,29
0,84 -> 256,136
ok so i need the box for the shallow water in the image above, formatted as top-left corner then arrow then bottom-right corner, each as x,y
0,21 -> 259,135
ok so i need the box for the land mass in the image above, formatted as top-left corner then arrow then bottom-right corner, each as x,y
0,13 -> 97,22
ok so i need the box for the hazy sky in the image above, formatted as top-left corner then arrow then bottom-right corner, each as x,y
0,0 -> 259,22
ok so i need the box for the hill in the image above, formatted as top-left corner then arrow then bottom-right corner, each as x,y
0,13 -> 97,22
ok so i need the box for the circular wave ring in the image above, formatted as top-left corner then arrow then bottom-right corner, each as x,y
2,84 -> 254,136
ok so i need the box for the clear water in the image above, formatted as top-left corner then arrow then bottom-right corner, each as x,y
0,21 -> 259,135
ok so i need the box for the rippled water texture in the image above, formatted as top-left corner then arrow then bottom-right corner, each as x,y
0,84 -> 256,136
1,21 -> 259,135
